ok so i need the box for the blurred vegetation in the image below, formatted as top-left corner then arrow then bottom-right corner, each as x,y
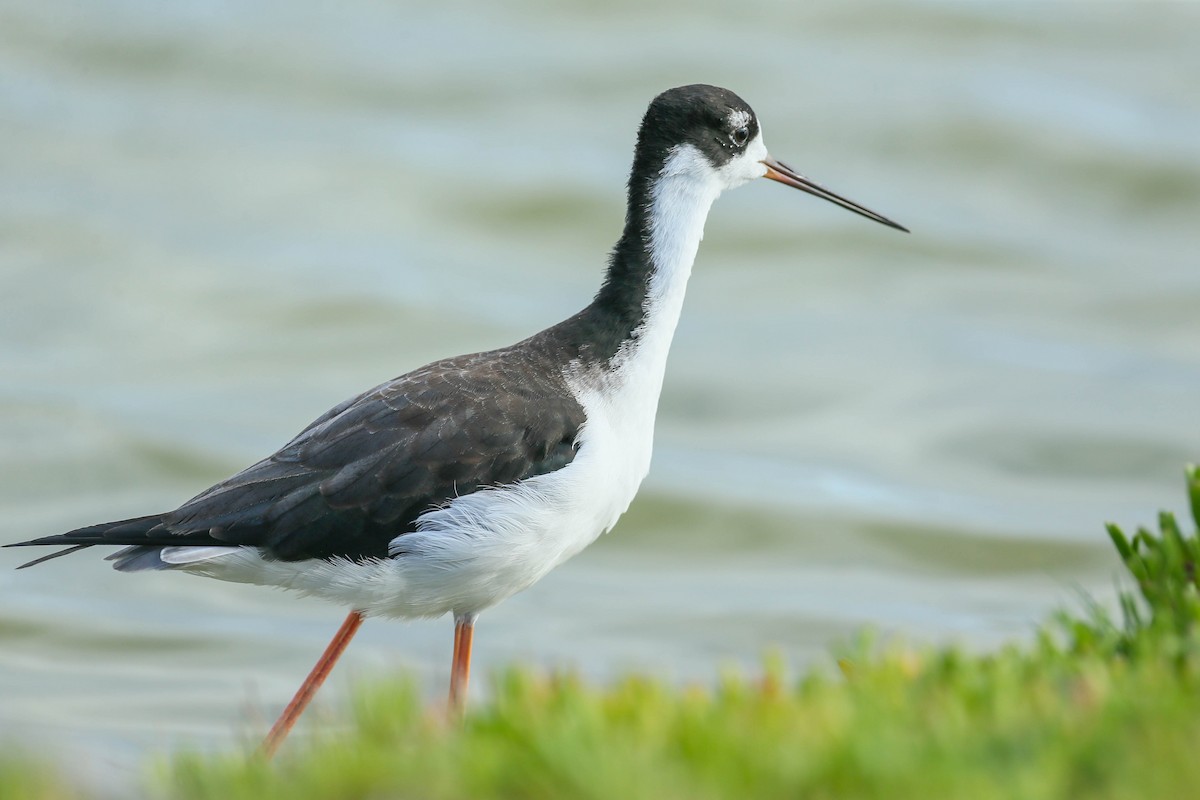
6,466 -> 1200,799
0,757 -> 83,800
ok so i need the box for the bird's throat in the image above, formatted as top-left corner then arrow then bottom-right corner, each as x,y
590,144 -> 722,370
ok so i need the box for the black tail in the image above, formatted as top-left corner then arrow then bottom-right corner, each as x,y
6,514 -> 168,569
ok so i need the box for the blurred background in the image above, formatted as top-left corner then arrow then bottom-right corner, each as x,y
2,0 -> 1198,789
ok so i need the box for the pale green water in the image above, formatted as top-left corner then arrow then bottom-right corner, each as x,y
1,0 -> 1198,788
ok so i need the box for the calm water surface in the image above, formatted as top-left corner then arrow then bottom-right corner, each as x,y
2,0 -> 1198,789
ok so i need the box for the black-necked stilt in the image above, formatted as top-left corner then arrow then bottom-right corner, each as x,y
7,85 -> 906,756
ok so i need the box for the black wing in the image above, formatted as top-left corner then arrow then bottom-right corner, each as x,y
8,347 -> 585,564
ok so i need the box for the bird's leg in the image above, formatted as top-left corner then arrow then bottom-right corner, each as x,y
448,613 -> 476,715
261,609 -> 365,758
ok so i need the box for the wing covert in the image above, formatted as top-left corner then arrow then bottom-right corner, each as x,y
157,350 -> 585,562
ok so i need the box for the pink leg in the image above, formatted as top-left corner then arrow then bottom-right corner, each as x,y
448,614 -> 476,715
261,609 -> 365,758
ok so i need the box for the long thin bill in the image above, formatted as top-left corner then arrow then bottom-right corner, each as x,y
762,157 -> 909,233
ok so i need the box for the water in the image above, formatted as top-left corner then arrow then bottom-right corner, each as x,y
2,0 -> 1198,788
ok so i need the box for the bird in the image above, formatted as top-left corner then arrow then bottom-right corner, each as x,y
6,84 -> 907,756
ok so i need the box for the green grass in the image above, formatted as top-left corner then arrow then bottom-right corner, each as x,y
166,635 -> 1200,800
8,466 -> 1200,799
0,757 -> 84,800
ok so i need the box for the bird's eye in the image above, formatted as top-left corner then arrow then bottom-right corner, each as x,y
731,126 -> 750,147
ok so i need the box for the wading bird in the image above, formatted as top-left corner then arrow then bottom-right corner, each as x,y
8,84 -> 906,756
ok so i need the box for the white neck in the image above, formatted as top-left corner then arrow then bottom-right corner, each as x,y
555,144 -> 724,547
633,144 -> 724,379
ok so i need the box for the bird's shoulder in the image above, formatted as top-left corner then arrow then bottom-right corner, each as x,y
284,346 -> 586,481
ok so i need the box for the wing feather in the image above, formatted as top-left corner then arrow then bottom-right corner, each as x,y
8,346 -> 586,565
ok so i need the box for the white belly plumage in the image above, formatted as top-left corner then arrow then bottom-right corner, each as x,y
170,365 -> 660,620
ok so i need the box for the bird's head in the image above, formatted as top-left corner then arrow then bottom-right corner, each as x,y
635,84 -> 908,232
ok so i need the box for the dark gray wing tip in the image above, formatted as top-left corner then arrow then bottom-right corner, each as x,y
13,544 -> 93,570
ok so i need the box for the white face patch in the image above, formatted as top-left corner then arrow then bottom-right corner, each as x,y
656,127 -> 769,195
728,108 -> 752,131
718,130 -> 769,189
